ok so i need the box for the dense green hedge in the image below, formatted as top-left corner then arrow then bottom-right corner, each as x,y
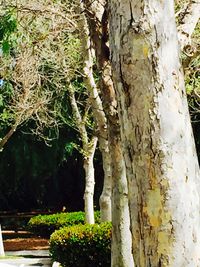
50,222 -> 111,267
28,211 -> 100,237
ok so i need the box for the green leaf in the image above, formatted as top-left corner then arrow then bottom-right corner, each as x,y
65,142 -> 75,156
0,95 -> 3,107
0,11 -> 17,40
2,40 -> 10,55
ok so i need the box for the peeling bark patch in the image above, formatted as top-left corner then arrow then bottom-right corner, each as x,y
143,188 -> 172,227
142,187 -> 173,265
158,231 -> 172,255
143,188 -> 163,227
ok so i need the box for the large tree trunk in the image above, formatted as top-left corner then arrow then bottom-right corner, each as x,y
82,1 -> 134,265
109,0 -> 200,266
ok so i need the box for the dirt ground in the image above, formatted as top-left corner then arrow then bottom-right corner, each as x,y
3,231 -> 49,251
4,237 -> 49,251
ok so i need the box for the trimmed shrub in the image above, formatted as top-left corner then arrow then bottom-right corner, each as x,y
28,211 -> 100,237
49,222 -> 111,267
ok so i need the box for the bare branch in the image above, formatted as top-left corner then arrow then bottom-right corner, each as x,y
0,120 -> 20,151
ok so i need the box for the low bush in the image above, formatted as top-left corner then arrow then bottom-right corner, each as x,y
27,211 -> 100,237
49,222 -> 111,267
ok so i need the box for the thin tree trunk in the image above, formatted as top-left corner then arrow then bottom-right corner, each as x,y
68,84 -> 97,224
0,225 -> 5,256
82,1 -> 134,265
78,5 -> 112,222
111,132 -> 134,267
83,137 -> 98,224
109,0 -> 200,266
99,143 -> 112,222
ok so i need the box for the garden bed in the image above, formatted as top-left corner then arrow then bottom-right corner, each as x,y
2,231 -> 49,251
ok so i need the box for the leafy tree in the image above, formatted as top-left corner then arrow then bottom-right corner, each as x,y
0,0 -> 104,225
0,0 -> 76,148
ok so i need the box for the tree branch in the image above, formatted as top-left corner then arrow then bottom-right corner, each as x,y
78,7 -> 108,141
0,123 -> 18,151
68,84 -> 89,145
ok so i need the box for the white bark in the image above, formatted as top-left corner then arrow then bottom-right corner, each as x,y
177,0 -> 200,49
0,225 -> 5,256
68,84 -> 97,224
68,84 -> 88,145
82,1 -> 134,264
79,3 -> 112,222
109,0 -> 200,266
99,147 -> 112,222
83,136 -> 98,224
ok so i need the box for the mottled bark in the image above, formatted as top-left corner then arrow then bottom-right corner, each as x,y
83,1 -> 134,265
99,139 -> 112,222
109,0 -> 200,266
78,8 -> 112,222
177,0 -> 200,49
111,130 -> 134,267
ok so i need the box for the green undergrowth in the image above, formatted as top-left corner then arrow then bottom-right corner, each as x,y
50,222 -> 111,267
28,211 -> 100,237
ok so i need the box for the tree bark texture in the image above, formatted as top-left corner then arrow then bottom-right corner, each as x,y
83,1 -> 134,265
83,137 -> 98,224
109,1 -> 200,266
78,8 -> 112,222
177,0 -> 200,49
111,132 -> 134,267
